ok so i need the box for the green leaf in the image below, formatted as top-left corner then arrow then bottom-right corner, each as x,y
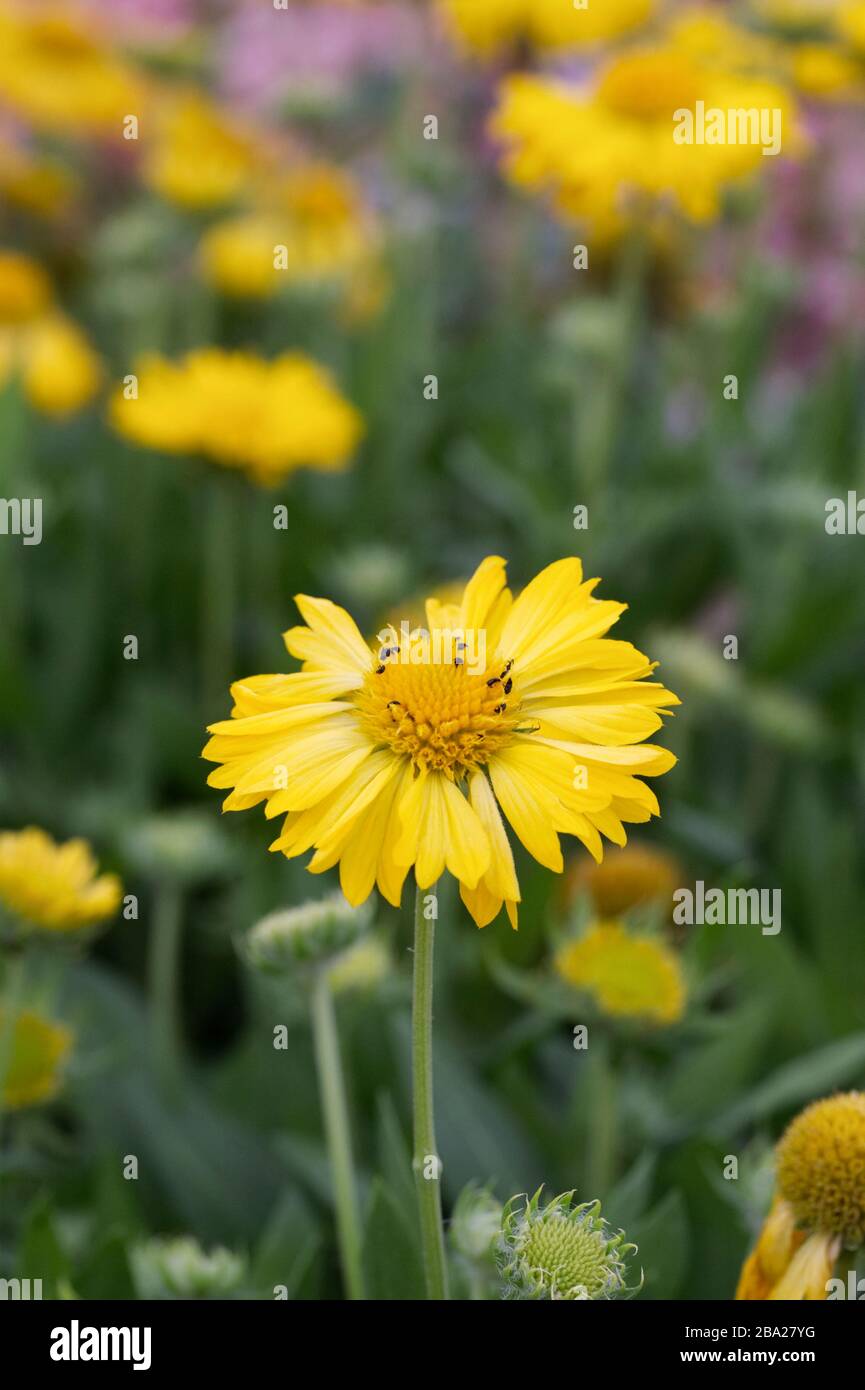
362,1178 -> 426,1301
252,1190 -> 323,1300
629,1191 -> 689,1300
716,1033 -> 865,1134
606,1152 -> 657,1228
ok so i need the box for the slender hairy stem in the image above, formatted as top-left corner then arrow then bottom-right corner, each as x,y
149,880 -> 184,1095
201,473 -> 236,710
310,969 -> 365,1301
585,1032 -> 618,1198
0,952 -> 27,1149
412,882 -> 449,1300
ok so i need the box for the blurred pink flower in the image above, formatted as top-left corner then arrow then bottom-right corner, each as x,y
218,2 -> 426,111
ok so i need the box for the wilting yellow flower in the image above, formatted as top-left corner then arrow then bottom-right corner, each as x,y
200,164 -> 386,317
565,842 -> 680,916
0,312 -> 101,416
440,0 -> 655,56
109,348 -> 363,486
0,1008 -> 72,1109
554,920 -> 685,1024
0,250 -> 52,324
491,44 -> 801,238
0,6 -> 145,137
203,556 -> 678,929
0,827 -> 121,932
737,1092 -> 865,1300
144,91 -> 260,210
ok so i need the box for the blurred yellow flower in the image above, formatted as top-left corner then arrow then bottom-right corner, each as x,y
440,0 -> 655,55
199,164 -> 386,318
0,150 -> 76,219
565,842 -> 680,916
737,1093 -> 865,1299
491,43 -> 802,238
109,348 -> 364,486
0,311 -> 102,417
0,5 -> 145,137
144,91 -> 261,210
838,0 -> 865,52
0,1008 -> 72,1109
554,920 -> 685,1025
19,314 -> 102,415
203,556 -> 678,928
0,250 -> 52,324
0,827 -> 121,931
790,41 -> 864,95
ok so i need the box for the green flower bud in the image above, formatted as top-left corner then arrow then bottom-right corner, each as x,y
326,935 -> 390,995
122,811 -> 235,886
450,1185 -> 504,1263
498,1189 -> 638,1301
244,894 -> 371,973
131,1237 -> 246,1300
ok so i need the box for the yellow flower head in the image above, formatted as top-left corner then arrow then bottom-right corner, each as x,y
203,556 -> 679,929
0,311 -> 102,417
565,842 -> 680,916
0,6 -> 145,137
554,920 -> 685,1025
440,0 -> 655,56
0,250 -> 52,324
838,1 -> 865,54
491,41 -> 802,237
0,1008 -> 72,1109
0,827 -> 121,932
18,313 -> 102,415
144,91 -> 260,211
109,348 -> 363,487
737,1092 -> 865,1300
199,163 -> 385,314
776,1092 -> 865,1247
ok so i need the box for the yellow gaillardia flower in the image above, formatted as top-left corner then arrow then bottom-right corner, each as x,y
0,7 -> 145,138
0,312 -> 102,417
199,163 -> 386,317
565,842 -> 680,916
838,1 -> 865,53
143,91 -> 260,211
203,556 -> 679,929
16,314 -> 102,416
491,44 -> 801,239
0,251 -> 102,416
554,920 -> 685,1025
737,1092 -> 865,1300
440,0 -> 655,56
109,348 -> 363,487
0,827 -> 121,932
0,1008 -> 72,1109
0,250 -> 52,324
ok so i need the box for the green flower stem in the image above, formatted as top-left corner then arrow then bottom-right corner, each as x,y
585,1032 -> 618,1198
201,472 -> 237,710
0,951 -> 27,1148
412,882 -> 450,1300
149,880 -> 184,1095
310,968 -> 365,1301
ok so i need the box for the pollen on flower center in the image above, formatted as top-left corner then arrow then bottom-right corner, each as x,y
355,634 -> 522,777
775,1092 -> 865,1246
